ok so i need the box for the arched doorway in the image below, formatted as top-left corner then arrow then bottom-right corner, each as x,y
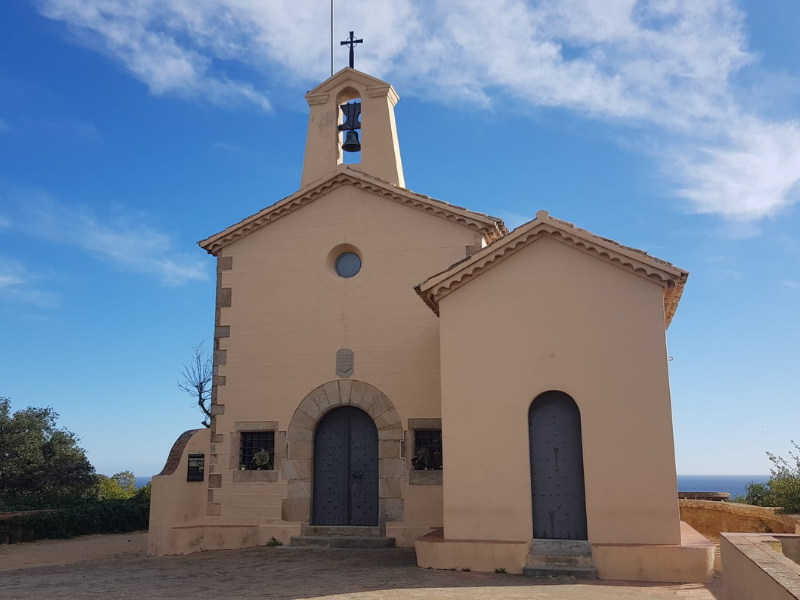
312,406 -> 379,526
529,391 -> 588,540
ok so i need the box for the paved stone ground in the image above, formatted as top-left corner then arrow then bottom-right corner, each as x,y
0,547 -> 723,599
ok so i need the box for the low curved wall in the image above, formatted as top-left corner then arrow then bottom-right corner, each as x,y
679,500 -> 799,538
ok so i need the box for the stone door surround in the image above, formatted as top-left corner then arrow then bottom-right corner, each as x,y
282,380 -> 404,533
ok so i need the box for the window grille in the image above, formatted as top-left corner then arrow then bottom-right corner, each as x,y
187,453 -> 205,482
240,431 -> 275,471
412,429 -> 442,470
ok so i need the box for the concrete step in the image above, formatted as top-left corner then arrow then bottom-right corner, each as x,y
303,526 -> 381,537
526,553 -> 594,567
528,539 -> 591,556
522,565 -> 598,580
289,536 -> 395,549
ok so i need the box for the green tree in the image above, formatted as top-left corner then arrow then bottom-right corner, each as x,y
95,471 -> 137,500
766,441 -> 800,514
0,397 -> 97,509
731,442 -> 800,514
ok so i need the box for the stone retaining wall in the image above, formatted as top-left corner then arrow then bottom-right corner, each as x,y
680,500 -> 800,538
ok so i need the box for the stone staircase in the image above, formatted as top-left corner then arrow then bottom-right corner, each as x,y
289,526 -> 395,549
522,539 -> 597,579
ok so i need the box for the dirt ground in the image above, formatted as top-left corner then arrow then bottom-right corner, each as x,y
0,531 -> 146,571
0,533 -> 723,599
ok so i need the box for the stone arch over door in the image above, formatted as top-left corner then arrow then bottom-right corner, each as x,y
281,380 -> 404,533
529,390 -> 588,540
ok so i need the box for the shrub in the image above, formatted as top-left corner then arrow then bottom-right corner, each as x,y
0,496 -> 150,544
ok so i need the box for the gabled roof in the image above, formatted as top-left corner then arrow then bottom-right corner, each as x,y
306,67 -> 396,99
415,210 -> 689,329
198,165 -> 507,256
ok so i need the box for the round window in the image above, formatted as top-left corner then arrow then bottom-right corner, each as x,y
334,251 -> 361,278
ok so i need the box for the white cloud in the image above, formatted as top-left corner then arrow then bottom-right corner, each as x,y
0,118 -> 8,134
675,118 -> 800,221
0,258 -> 59,308
781,280 -> 800,289
34,0 -> 800,223
3,188 -> 208,286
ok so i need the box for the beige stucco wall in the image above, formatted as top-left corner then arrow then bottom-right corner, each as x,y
148,428 -> 210,555
437,234 -> 681,545
208,183 -> 481,535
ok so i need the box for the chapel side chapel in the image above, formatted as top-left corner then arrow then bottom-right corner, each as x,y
149,67 -> 715,583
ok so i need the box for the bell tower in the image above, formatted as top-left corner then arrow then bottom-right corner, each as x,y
301,68 -> 405,188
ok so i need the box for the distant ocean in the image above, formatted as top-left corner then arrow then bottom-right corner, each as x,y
134,475 -> 770,497
677,475 -> 769,498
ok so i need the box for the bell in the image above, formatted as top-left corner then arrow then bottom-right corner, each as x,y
342,130 -> 361,153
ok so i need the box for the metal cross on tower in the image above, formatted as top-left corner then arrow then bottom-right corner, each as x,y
340,31 -> 363,69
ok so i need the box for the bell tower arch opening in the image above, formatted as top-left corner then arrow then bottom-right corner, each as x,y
337,86 -> 361,165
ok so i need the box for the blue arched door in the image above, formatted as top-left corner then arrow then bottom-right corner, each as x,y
312,406 -> 379,526
529,391 -> 588,539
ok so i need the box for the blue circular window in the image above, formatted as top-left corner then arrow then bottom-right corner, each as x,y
335,252 -> 361,278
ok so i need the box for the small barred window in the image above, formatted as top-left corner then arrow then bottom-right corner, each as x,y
240,431 -> 275,471
412,430 -> 442,471
187,453 -> 205,482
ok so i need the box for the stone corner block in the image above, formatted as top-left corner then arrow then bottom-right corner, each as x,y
409,470 -> 443,486
379,440 -> 401,459
208,474 -> 222,489
288,440 -> 313,460
379,458 -> 406,480
281,498 -> 310,522
287,426 -> 313,443
379,498 -> 404,523
282,459 -> 312,481
379,478 -> 402,499
217,256 -> 233,271
207,503 -> 221,517
408,418 -> 442,430
216,288 -> 232,309
378,428 -> 403,441
287,479 -> 312,500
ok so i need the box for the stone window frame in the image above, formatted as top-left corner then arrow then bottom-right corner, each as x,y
282,380 -> 405,535
404,418 -> 443,486
187,453 -> 205,482
229,421 -> 287,484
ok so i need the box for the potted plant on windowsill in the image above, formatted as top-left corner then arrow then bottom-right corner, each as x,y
252,448 -> 272,471
412,447 -> 431,470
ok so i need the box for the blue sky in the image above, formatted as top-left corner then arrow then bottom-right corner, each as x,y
1,1 -> 798,478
